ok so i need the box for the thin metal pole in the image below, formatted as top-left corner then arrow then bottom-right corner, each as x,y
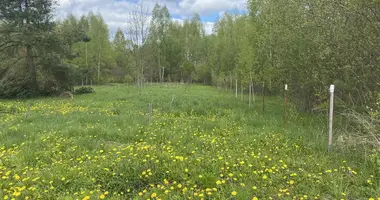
328,85 -> 335,152
284,84 -> 288,128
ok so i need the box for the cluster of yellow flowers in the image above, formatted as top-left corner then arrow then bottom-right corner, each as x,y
0,90 -> 379,199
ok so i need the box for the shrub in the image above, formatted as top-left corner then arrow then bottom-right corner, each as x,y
74,86 -> 94,95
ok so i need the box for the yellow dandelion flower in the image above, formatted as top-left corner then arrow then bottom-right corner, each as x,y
289,180 -> 295,185
99,194 -> 105,199
216,180 -> 222,185
151,193 -> 157,198
177,184 -> 182,188
263,175 -> 268,180
231,191 -> 237,196
13,191 -> 21,197
14,175 -> 20,180
82,196 -> 90,200
252,197 -> 258,200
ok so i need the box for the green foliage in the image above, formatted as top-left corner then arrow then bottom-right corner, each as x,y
74,86 -> 94,94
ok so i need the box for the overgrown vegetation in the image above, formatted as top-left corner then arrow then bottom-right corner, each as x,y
0,85 -> 379,199
0,0 -> 379,198
1,1 -> 378,112
75,86 -> 94,95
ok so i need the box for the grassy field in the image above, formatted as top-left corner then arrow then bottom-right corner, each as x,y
0,84 -> 379,200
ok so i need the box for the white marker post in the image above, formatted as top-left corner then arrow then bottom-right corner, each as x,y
328,85 -> 335,152
284,84 -> 288,128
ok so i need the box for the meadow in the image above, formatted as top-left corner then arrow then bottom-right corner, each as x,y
0,84 -> 379,200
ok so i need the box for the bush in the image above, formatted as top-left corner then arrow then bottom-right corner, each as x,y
74,86 -> 94,95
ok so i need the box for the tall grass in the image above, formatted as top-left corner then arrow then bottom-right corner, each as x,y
0,84 -> 378,199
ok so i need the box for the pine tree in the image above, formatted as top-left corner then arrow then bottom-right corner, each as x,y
0,0 -> 55,97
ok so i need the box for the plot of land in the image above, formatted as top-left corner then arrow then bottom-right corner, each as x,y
0,85 -> 379,199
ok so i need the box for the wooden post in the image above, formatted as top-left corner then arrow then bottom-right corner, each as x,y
149,103 -> 153,124
171,96 -> 175,105
262,82 -> 265,113
328,85 -> 335,152
235,79 -> 238,98
284,84 -> 288,128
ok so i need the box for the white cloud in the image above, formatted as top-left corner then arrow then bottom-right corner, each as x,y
203,22 -> 214,35
178,0 -> 246,16
54,0 -> 245,36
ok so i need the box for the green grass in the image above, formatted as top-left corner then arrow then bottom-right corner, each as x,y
0,84 -> 379,200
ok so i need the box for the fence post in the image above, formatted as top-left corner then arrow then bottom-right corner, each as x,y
284,84 -> 288,128
328,85 -> 335,152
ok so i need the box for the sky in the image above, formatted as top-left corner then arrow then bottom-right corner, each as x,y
55,0 -> 247,36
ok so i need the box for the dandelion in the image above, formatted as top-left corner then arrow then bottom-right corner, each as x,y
231,191 -> 237,196
252,197 -> 258,200
99,194 -> 105,199
289,180 -> 295,185
216,180 -> 222,185
13,191 -> 21,197
151,193 -> 157,198
263,175 -> 268,180
82,196 -> 90,200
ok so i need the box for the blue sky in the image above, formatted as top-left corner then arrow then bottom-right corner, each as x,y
56,0 -> 247,35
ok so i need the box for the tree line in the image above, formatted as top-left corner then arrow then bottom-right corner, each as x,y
0,0 -> 379,112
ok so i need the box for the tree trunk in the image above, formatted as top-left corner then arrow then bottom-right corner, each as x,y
162,66 -> 165,82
